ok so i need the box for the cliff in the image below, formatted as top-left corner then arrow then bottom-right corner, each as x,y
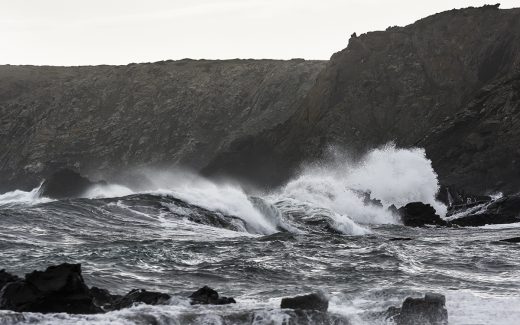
204,5 -> 520,194
0,59 -> 325,191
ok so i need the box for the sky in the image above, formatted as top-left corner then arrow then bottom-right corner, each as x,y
1,0 -> 518,66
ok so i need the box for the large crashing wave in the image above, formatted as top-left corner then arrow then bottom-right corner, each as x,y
0,144 -> 446,235
276,144 -> 446,226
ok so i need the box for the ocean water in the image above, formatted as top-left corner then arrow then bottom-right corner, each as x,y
0,145 -> 519,324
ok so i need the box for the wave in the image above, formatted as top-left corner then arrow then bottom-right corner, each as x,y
0,144 -> 447,236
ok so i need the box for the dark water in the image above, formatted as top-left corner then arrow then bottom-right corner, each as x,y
1,147 -> 519,324
0,189 -> 519,325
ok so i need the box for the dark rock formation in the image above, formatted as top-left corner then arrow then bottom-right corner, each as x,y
0,270 -> 20,291
90,286 -> 122,310
38,168 -> 98,199
450,194 -> 520,226
110,289 -> 171,310
204,6 -> 520,194
388,293 -> 448,325
398,202 -> 447,227
189,286 -> 236,305
0,263 -> 102,314
280,292 -> 328,312
0,59 -> 325,192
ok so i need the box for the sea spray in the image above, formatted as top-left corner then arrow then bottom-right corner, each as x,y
274,143 -> 446,228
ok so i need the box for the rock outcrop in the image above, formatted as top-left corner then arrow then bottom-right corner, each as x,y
188,286 -> 236,305
398,202 -> 447,227
204,5 -> 520,194
449,194 -> 520,226
387,293 -> 448,325
280,292 -> 328,312
0,263 -> 102,314
0,59 -> 325,192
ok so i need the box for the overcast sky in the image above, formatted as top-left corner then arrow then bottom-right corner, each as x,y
1,0 -> 518,66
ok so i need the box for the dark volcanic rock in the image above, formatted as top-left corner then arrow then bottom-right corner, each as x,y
111,289 -> 171,310
389,293 -> 448,325
204,6 -> 520,194
189,286 -> 236,305
38,168 -> 97,199
0,270 -> 20,291
398,202 -> 447,227
280,292 -> 328,312
450,195 -> 520,226
0,263 -> 102,314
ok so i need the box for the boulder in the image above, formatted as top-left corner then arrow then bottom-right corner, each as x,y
388,293 -> 448,325
189,286 -> 236,305
280,292 -> 328,312
0,263 -> 102,314
38,168 -> 99,199
398,202 -> 447,227
0,270 -> 20,291
450,195 -> 520,227
111,289 -> 171,310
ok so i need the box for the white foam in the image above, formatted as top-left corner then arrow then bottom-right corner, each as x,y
85,184 -> 134,199
0,184 -> 53,206
273,144 -> 445,229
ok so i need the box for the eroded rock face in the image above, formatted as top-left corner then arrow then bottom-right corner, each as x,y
0,59 -> 325,192
398,202 -> 447,227
204,6 -> 520,194
280,292 -> 328,312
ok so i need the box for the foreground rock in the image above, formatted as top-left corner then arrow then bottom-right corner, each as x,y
0,270 -> 20,292
450,195 -> 520,227
398,202 -> 447,227
0,264 -> 241,314
0,263 -> 102,314
280,292 -> 328,312
38,169 -> 99,199
111,289 -> 171,310
387,293 -> 448,325
189,286 -> 236,305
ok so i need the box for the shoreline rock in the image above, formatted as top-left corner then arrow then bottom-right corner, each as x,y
387,293 -> 448,325
398,202 -> 447,227
280,292 -> 328,312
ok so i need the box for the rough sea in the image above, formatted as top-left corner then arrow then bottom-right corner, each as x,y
1,145 -> 519,324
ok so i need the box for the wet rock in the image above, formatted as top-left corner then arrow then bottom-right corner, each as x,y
388,293 -> 448,325
189,286 -> 236,305
499,237 -> 520,243
38,168 -> 98,199
280,292 -> 328,312
111,289 -> 171,310
450,195 -> 520,227
0,270 -> 20,291
398,202 -> 447,227
0,263 -> 102,314
90,286 -> 122,310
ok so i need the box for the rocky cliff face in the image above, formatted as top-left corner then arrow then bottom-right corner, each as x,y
0,59 -> 325,191
204,5 -> 520,194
